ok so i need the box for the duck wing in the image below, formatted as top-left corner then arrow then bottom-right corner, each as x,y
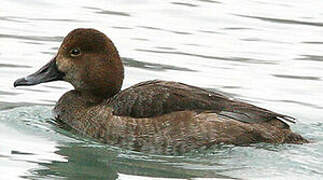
109,80 -> 295,124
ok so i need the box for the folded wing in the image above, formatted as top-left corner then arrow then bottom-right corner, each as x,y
109,80 -> 295,125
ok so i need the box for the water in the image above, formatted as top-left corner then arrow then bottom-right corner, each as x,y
1,0 -> 323,179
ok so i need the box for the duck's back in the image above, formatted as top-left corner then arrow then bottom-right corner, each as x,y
109,80 -> 294,125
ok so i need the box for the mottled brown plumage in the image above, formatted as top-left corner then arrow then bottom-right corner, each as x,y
14,28 -> 308,154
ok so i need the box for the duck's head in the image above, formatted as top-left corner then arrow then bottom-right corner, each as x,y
14,28 -> 124,98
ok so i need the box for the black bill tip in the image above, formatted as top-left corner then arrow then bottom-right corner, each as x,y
14,77 -> 30,87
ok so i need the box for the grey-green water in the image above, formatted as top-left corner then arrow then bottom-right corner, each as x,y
1,0 -> 323,179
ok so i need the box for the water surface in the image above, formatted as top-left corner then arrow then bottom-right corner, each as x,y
1,0 -> 323,179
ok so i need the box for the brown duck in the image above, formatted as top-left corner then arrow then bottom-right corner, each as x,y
14,28 -> 308,154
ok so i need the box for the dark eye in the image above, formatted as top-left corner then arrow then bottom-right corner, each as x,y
70,48 -> 81,57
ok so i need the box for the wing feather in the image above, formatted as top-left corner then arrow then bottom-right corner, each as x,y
108,80 -> 295,125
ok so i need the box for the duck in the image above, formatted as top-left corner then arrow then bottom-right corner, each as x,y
14,28 -> 308,154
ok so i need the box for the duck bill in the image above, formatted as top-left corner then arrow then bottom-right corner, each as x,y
14,57 -> 65,87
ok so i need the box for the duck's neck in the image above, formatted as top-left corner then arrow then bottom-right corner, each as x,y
79,91 -> 104,104
85,86 -> 120,100
77,90 -> 119,105
53,89 -> 113,137
54,89 -> 113,120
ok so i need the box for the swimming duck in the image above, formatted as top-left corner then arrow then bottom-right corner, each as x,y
14,28 -> 308,154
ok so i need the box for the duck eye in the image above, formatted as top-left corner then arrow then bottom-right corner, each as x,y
70,48 -> 81,57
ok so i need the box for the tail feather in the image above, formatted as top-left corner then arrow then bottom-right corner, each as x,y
284,132 -> 309,144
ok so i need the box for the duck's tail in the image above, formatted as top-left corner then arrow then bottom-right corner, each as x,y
284,132 -> 309,144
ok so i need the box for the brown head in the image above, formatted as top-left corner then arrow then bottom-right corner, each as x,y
14,28 -> 124,98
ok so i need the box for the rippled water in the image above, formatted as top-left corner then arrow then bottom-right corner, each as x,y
1,0 -> 323,179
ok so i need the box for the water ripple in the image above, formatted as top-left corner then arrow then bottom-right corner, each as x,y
0,16 -> 27,23
0,90 -> 19,96
0,16 -> 86,23
241,38 -> 292,44
0,102 -> 51,110
155,46 -> 176,50
136,49 -> 277,64
302,41 -> 323,44
131,38 -> 149,41
257,98 -> 323,110
0,33 -> 63,42
122,57 -> 196,72
223,27 -> 253,30
24,17 -> 86,22
98,10 -> 131,16
279,100 -> 323,109
138,26 -> 192,35
84,7 -> 131,17
111,26 -> 133,30
235,14 -> 323,27
171,2 -> 198,7
11,150 -> 35,155
0,63 -> 31,68
196,0 -> 221,4
198,30 -> 221,34
272,74 -> 321,81
15,88 -> 49,93
296,55 -> 323,62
